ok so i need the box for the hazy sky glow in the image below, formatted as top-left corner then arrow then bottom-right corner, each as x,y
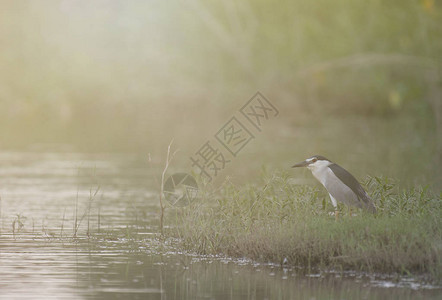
0,0 -> 439,186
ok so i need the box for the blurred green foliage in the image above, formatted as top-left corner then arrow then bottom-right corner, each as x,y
0,0 -> 440,185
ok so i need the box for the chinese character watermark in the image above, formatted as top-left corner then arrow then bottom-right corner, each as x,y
215,117 -> 254,157
165,92 -> 278,206
190,141 -> 231,182
240,92 -> 279,131
163,173 -> 199,207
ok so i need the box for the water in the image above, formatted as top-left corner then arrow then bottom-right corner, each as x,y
0,152 -> 440,299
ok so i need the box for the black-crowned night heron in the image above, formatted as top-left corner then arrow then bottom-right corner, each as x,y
292,155 -> 376,219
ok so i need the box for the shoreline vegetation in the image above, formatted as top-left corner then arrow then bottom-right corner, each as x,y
1,161 -> 440,287
166,172 -> 442,283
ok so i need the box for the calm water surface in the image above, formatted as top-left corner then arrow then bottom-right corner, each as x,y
0,152 -> 439,299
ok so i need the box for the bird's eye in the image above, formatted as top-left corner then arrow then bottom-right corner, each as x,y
312,158 -> 317,163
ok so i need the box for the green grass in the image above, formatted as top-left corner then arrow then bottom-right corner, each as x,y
167,171 -> 442,282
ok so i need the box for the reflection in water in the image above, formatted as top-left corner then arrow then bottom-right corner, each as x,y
0,153 -> 439,299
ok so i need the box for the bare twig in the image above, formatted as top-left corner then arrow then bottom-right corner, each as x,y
74,185 -> 100,237
60,207 -> 66,238
159,139 -> 178,236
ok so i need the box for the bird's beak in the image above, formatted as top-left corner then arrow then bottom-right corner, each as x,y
292,160 -> 309,168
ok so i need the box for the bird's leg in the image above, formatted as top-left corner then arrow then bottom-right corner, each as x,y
349,207 -> 352,217
329,194 -> 339,221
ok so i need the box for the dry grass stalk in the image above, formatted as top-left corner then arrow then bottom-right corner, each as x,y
159,139 -> 178,236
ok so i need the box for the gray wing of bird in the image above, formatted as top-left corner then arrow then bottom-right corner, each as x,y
329,163 -> 376,212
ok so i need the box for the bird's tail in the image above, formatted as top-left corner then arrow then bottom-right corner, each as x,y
366,201 -> 377,214
361,193 -> 377,213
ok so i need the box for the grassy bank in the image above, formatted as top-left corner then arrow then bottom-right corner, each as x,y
168,172 -> 442,282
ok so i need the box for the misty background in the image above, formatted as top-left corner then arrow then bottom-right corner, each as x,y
0,0 -> 441,188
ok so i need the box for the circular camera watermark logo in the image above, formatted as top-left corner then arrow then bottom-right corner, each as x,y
163,173 -> 198,207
